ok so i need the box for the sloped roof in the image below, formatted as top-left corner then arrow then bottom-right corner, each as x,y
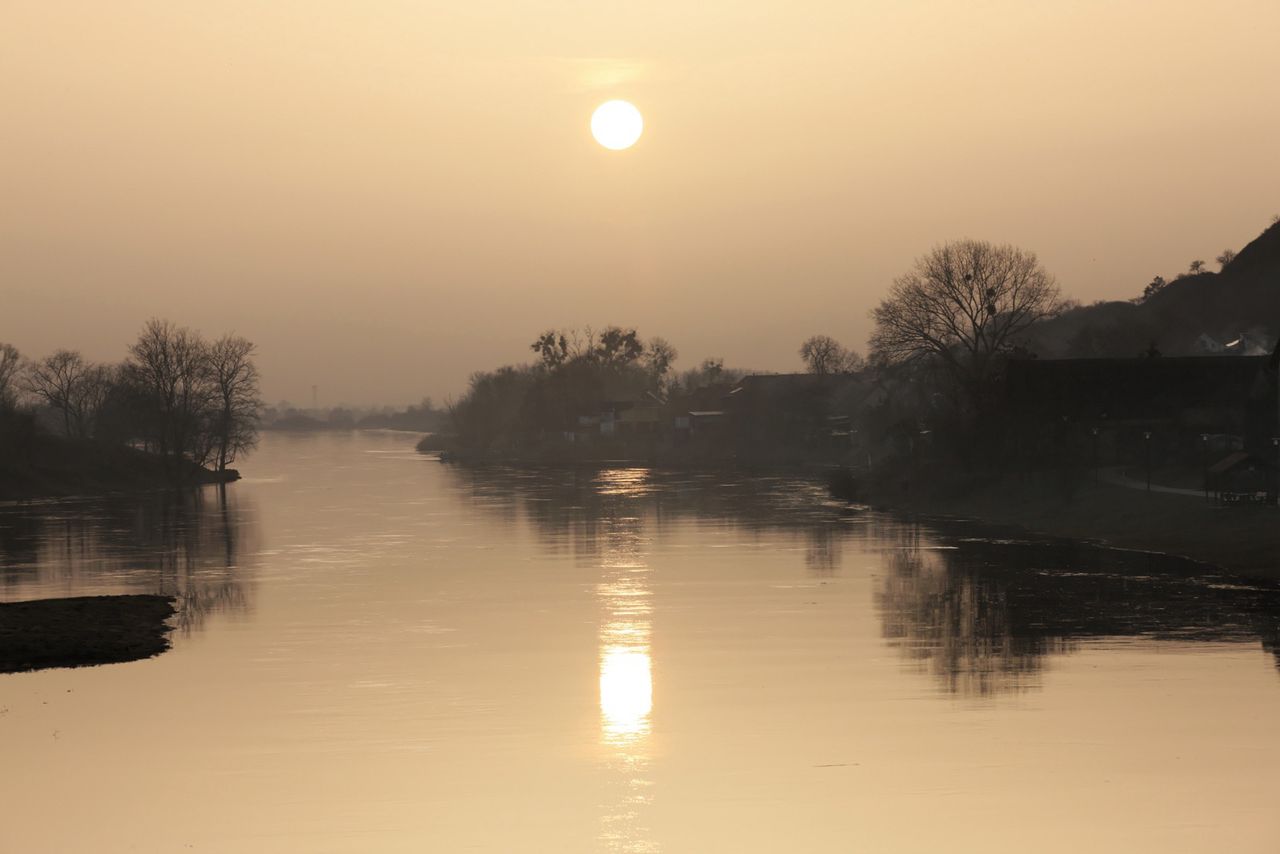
1208,451 -> 1275,475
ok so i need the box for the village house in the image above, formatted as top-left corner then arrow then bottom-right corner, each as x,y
1003,348 -> 1280,494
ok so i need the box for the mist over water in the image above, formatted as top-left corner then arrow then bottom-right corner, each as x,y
2,431 -> 1279,852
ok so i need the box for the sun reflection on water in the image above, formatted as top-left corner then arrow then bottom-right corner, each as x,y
600,646 -> 652,744
595,477 -> 658,852
594,467 -> 653,498
598,545 -> 653,746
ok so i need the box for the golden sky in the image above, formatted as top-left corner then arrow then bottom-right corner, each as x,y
4,1 -> 1279,405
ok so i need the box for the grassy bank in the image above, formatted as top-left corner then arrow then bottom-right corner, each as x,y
0,595 -> 177,673
881,472 -> 1280,578
0,433 -> 236,501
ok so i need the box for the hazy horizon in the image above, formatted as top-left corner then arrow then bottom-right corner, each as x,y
5,1 -> 1280,405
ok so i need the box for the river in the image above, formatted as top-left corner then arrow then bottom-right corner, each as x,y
2,431 -> 1279,853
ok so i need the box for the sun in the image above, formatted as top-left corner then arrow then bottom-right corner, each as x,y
591,100 -> 643,151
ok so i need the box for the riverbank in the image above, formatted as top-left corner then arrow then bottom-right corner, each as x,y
415,434 -> 844,469
0,595 -> 177,673
0,434 -> 237,501
881,473 -> 1280,579
420,436 -> 1280,578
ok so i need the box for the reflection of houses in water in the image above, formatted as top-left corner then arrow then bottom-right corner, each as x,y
877,529 -> 1280,697
446,465 -> 854,577
0,487 -> 258,632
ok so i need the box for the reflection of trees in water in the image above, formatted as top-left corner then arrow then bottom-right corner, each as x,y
446,466 -> 1280,698
1261,616 -> 1280,672
877,529 -> 1280,696
445,465 -> 853,571
878,543 -> 1074,696
0,486 -> 258,632
802,525 -> 843,575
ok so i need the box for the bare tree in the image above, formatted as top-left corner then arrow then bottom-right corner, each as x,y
0,343 -> 21,411
1216,249 -> 1236,270
870,240 -> 1063,409
644,336 -> 678,386
75,363 -> 117,438
840,349 -> 867,373
799,335 -> 864,376
207,335 -> 263,471
799,335 -> 842,375
1188,259 -> 1207,275
25,350 -> 94,437
126,319 -> 216,468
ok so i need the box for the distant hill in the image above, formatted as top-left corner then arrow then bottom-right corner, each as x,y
1028,220 -> 1280,358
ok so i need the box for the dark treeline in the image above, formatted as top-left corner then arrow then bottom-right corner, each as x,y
429,239 -> 1062,470
262,398 -> 449,433
851,229 -> 1277,498
441,325 -> 748,457
0,319 -> 263,495
431,220 -> 1279,505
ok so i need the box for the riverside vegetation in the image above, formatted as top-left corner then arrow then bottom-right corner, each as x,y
0,319 -> 263,500
423,221 -> 1280,575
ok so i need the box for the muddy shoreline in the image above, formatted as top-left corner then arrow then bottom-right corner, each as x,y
0,595 -> 177,674
880,475 -> 1280,579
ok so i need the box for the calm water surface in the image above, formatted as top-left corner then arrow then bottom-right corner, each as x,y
2,432 -> 1279,853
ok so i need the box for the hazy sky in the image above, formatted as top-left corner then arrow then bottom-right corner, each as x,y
4,1 -> 1279,406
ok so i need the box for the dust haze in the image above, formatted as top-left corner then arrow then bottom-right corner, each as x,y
4,0 -> 1278,404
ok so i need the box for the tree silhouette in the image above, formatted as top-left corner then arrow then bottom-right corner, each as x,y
870,239 -> 1063,412
1142,275 -> 1167,301
0,343 -> 21,411
799,335 -> 848,375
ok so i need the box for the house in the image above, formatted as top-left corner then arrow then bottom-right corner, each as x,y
686,410 -> 727,434
716,373 -> 880,463
666,382 -> 735,442
1206,451 -> 1277,503
1006,354 -> 1275,430
1003,352 -> 1279,470
572,399 -> 664,441
616,405 -> 663,436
